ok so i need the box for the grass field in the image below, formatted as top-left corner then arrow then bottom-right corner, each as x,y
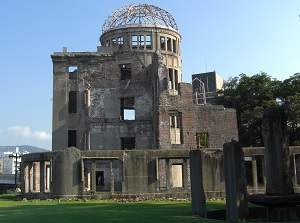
0,194 -> 228,223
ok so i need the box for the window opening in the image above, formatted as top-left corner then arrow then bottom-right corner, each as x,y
169,111 -> 182,144
69,91 -> 77,113
172,164 -> 183,188
196,132 -> 208,148
121,137 -> 135,150
295,154 -> 300,185
146,35 -> 151,49
167,37 -> 172,51
96,171 -> 104,187
68,66 -> 77,80
120,64 -> 131,80
117,36 -> 123,46
160,36 -> 165,50
132,35 -> 138,49
68,130 -> 77,147
245,159 -> 253,186
169,69 -> 173,90
46,164 -> 51,191
168,69 -> 179,94
256,156 -> 264,185
174,69 -> 178,90
139,35 -> 145,49
111,38 -> 117,44
172,39 -> 177,53
105,40 -> 110,46
120,97 -> 135,120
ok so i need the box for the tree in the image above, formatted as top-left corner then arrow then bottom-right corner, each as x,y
277,73 -> 300,145
214,72 -> 279,147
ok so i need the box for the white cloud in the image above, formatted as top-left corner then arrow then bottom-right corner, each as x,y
8,125 -> 51,141
34,131 -> 52,141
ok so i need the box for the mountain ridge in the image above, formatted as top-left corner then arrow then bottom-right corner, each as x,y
0,145 -> 50,153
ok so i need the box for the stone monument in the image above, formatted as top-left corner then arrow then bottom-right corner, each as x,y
247,107 -> 300,222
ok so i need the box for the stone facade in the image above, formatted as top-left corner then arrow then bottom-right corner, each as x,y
21,4 -> 241,199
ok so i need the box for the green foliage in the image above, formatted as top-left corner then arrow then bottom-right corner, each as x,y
278,73 -> 300,145
215,72 -> 300,146
215,72 -> 278,146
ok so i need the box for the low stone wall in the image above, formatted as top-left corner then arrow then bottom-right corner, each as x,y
20,147 -> 300,200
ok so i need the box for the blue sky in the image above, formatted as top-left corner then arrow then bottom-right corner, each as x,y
1,1 -> 300,150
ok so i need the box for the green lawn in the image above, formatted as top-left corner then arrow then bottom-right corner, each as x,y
0,194 -> 229,223
3,195 -> 298,223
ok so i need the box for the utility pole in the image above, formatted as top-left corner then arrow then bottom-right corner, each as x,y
9,153 -> 21,186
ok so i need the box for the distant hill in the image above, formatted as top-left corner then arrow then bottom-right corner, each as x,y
0,145 -> 49,153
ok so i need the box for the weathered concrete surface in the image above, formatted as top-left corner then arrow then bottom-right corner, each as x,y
263,108 -> 294,195
52,147 -> 82,198
224,141 -> 248,222
262,107 -> 297,222
189,149 -> 206,217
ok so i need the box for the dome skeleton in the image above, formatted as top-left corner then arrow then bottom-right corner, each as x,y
102,4 -> 178,33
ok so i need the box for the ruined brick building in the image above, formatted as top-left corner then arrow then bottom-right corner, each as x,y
21,4 -> 239,199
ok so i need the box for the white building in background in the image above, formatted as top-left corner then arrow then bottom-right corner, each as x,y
0,147 -> 28,175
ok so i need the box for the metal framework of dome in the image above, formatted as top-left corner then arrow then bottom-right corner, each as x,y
102,4 -> 178,33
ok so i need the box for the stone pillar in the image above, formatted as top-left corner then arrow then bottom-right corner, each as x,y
263,107 -> 294,195
166,159 -> 171,190
40,161 -> 45,193
263,107 -> 296,222
29,163 -> 33,192
292,154 -> 297,188
251,156 -> 258,193
22,162 -> 29,194
262,158 -> 266,188
182,158 -> 188,189
224,140 -> 248,222
110,161 -> 114,194
189,149 -> 206,217
91,161 -> 96,192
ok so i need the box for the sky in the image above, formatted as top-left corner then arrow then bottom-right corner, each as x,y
1,1 -> 300,150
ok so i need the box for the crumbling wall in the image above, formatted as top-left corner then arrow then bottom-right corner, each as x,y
196,105 -> 238,148
201,150 -> 225,198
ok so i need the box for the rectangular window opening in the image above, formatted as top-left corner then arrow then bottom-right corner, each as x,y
117,36 -> 124,46
146,35 -> 152,49
196,132 -> 208,148
69,91 -> 77,114
245,160 -> 253,186
121,137 -> 135,150
139,35 -> 145,49
169,69 -> 173,90
172,39 -> 177,53
167,37 -> 172,51
295,155 -> 300,185
160,36 -> 166,50
174,69 -> 178,90
120,64 -> 131,80
256,156 -> 264,186
172,164 -> 183,188
132,35 -> 138,49
96,171 -> 104,187
68,130 -> 77,148
69,66 -> 77,80
169,111 -> 182,144
120,97 -> 135,120
111,38 -> 117,44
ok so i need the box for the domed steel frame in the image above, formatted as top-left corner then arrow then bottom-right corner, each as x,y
102,4 -> 178,33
